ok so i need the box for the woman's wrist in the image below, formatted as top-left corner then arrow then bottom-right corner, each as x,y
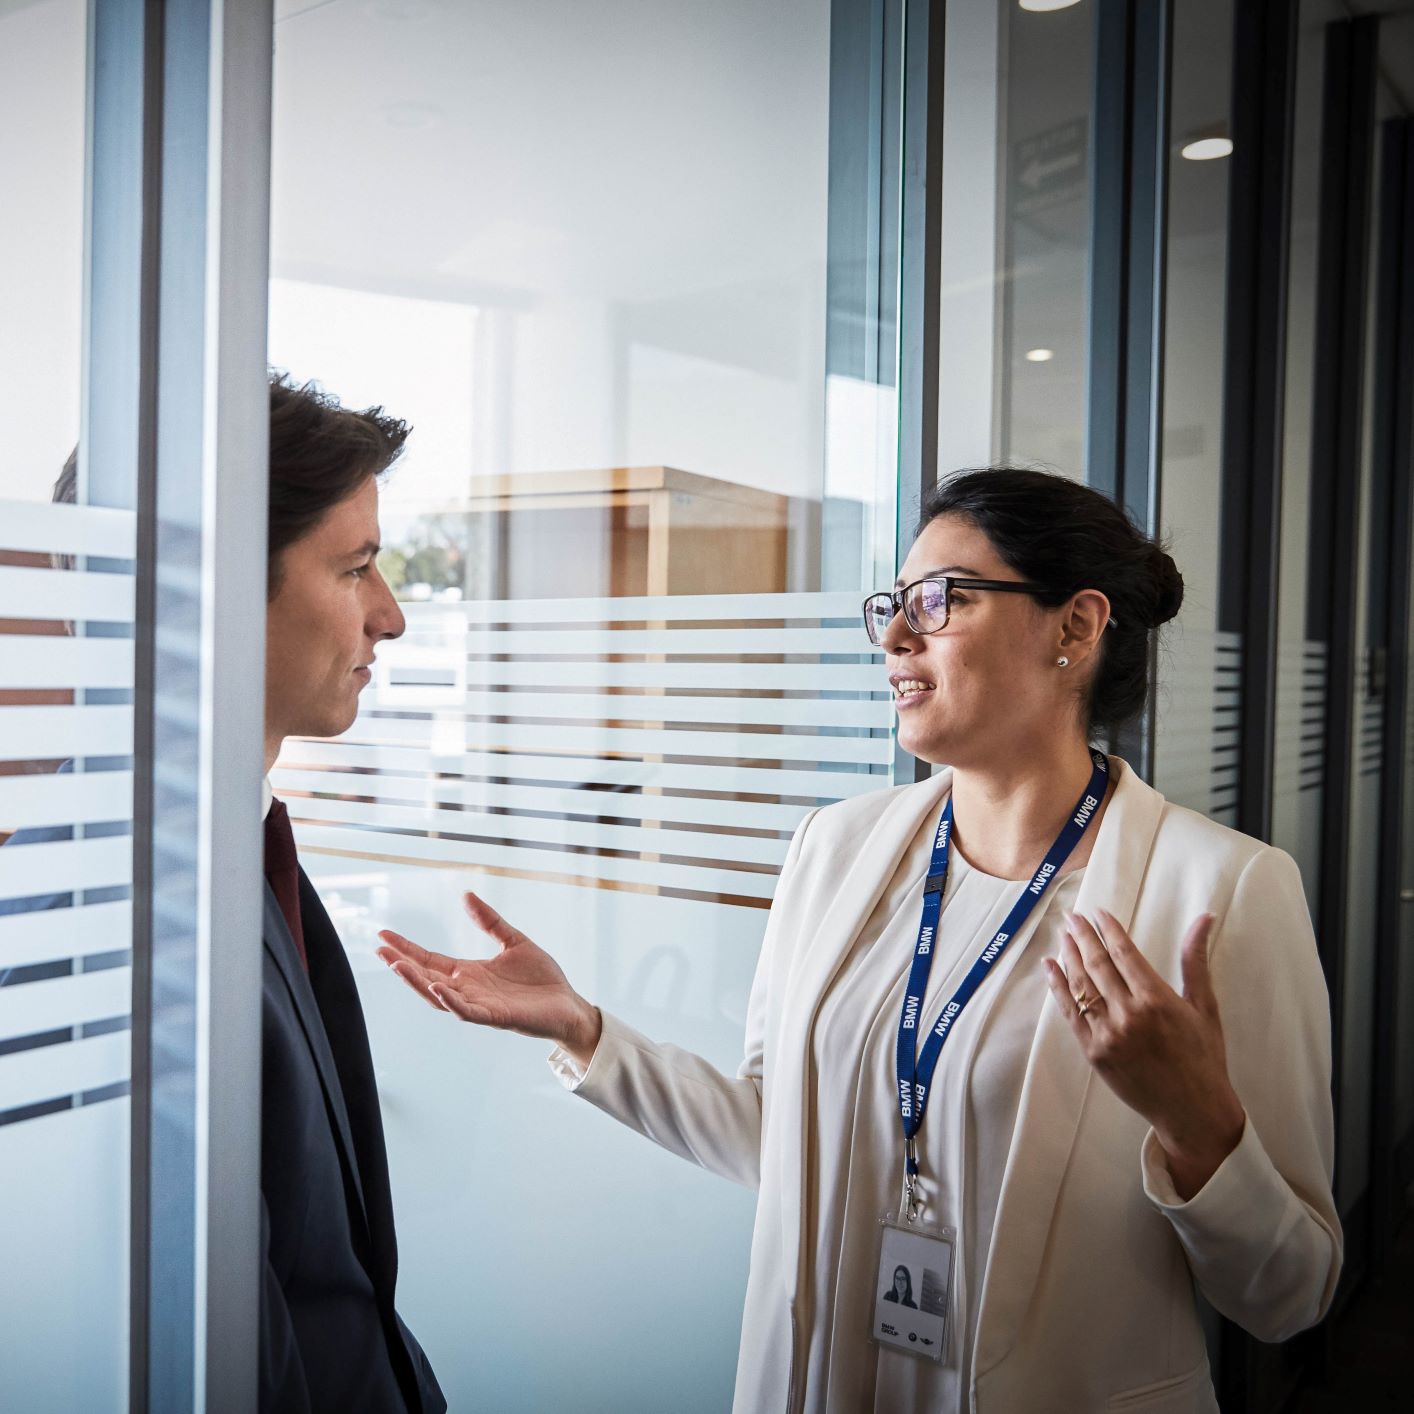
562,998 -> 603,1068
1155,1093 -> 1246,1201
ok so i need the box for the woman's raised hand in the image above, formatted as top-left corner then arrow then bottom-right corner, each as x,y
1043,908 -> 1247,1201
377,891 -> 603,1064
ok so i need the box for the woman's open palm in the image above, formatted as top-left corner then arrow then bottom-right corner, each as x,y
377,891 -> 596,1050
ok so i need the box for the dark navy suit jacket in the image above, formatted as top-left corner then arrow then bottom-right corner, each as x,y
260,868 -> 445,1414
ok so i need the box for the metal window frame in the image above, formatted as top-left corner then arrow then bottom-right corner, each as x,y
1086,0 -> 1172,777
1307,16 -> 1379,1307
1369,112 -> 1414,1283
94,0 -> 273,1408
1207,6 -> 1304,1405
893,0 -> 945,787
1219,0 -> 1298,847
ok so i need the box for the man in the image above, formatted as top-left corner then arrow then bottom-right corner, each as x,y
259,373 -> 443,1413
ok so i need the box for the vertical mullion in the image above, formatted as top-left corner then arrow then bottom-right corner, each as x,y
1370,115 -> 1414,1282
1307,17 -> 1378,1312
893,0 -> 944,788
125,0 -> 272,1408
1086,0 -> 1133,505
1087,0 -> 1169,776
91,0 -> 164,1409
1221,0 -> 1298,848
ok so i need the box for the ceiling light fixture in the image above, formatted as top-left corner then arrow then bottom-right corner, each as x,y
1180,136 -> 1234,161
1019,0 -> 1083,12
1025,348 -> 1055,363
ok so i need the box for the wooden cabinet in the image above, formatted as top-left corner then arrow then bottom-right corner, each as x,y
452,466 -> 798,599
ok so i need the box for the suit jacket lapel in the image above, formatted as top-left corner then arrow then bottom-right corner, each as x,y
973,758 -> 1166,1378
262,882 -> 370,1229
299,870 -> 402,1300
775,768 -> 953,1306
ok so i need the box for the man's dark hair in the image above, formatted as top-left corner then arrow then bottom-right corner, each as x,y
268,372 -> 410,596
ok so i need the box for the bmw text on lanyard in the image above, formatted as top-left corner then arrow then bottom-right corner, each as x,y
894,748 -> 1109,1222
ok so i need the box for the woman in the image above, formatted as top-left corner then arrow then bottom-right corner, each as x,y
883,1267 -> 916,1309
378,468 -> 1341,1413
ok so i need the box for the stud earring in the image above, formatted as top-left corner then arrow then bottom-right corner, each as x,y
1056,656 -> 1070,668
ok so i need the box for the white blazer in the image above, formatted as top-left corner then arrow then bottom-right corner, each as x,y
562,759 -> 1342,1413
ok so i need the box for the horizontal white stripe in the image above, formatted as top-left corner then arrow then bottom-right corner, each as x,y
0,1032 -> 129,1112
382,659 -> 883,692
0,966 -> 131,1044
0,565 -> 135,622
295,823 -> 779,899
0,706 -> 133,761
0,837 -> 131,902
0,901 -> 132,969
0,499 -> 137,558
337,716 -> 892,765
402,626 -> 871,656
277,738 -> 886,799
368,688 -> 888,730
284,794 -> 793,866
399,590 -> 869,623
0,772 -> 133,829
271,767 -> 812,831
0,637 -> 134,690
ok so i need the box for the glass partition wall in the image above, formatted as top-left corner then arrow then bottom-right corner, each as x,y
267,2 -> 905,1408
0,5 -> 130,1406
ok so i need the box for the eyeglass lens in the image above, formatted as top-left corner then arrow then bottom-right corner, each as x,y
864,580 -> 950,645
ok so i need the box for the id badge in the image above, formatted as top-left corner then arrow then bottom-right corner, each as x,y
869,1215 -> 955,1365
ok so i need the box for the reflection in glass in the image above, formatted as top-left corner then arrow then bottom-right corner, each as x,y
269,4 -> 894,1409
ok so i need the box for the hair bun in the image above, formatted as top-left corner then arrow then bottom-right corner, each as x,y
1148,547 -> 1185,627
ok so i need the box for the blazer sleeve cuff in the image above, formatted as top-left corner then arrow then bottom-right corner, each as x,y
547,1009 -> 639,1097
1140,1114 -> 1261,1215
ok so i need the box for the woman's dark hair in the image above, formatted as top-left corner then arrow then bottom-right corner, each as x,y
918,467 -> 1184,738
267,372 -> 411,596
892,1265 -> 914,1303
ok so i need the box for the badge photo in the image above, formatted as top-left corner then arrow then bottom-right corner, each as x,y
871,1220 -> 954,1365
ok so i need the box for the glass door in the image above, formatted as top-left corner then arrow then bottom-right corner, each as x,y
0,2 -> 131,1405
267,1 -> 909,1407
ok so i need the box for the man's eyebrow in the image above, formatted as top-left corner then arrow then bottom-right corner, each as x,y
893,564 -> 981,588
340,541 -> 381,561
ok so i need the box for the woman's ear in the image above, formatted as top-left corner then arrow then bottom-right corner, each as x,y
1058,588 -> 1111,661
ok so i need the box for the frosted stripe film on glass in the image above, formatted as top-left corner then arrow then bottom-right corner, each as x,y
0,902 -> 132,969
0,565 -> 136,622
0,637 -> 134,690
0,967 -> 131,1045
0,771 -> 132,829
281,592 -> 893,902
0,1032 -> 130,1112
0,498 -> 136,559
0,837 -> 131,902
1,498 -> 135,1120
0,705 -> 134,761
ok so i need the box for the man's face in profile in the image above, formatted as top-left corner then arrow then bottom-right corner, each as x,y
265,475 -> 405,748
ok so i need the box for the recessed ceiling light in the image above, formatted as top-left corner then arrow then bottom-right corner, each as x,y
1019,0 -> 1082,12
1181,136 -> 1234,161
1025,348 -> 1055,363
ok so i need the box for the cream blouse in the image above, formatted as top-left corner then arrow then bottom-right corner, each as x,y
799,804 -> 1084,1412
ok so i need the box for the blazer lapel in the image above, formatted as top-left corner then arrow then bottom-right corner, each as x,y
775,768 -> 954,1306
972,758 -> 1166,1378
262,882 -> 370,1228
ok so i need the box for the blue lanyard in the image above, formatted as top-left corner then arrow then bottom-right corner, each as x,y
895,750 -> 1109,1185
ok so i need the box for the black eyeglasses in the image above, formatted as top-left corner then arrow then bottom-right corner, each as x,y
862,576 -> 1052,646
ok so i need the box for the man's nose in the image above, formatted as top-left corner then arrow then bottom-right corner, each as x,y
370,570 -> 406,642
